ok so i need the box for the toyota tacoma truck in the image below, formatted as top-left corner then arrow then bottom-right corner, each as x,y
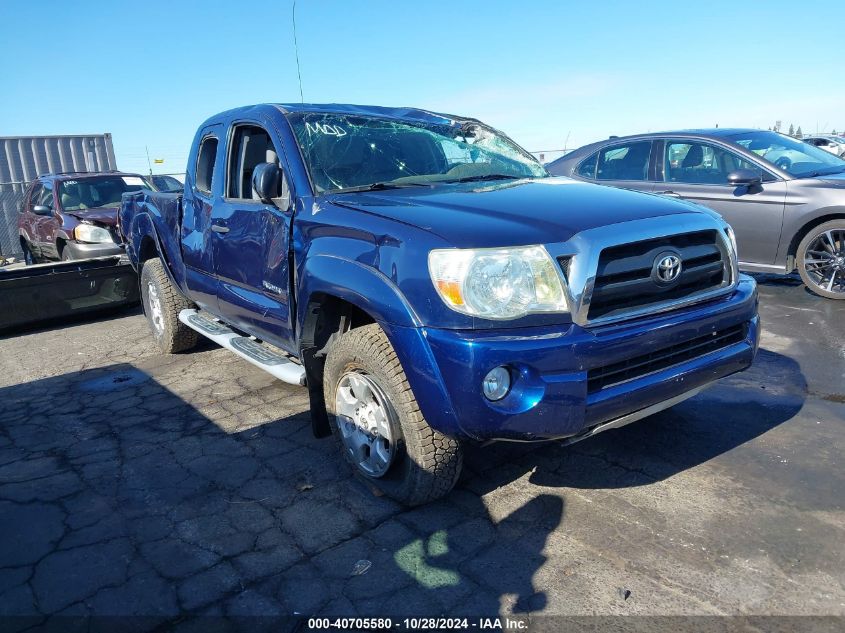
119,103 -> 760,505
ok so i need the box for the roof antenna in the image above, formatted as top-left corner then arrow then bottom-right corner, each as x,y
292,0 -> 304,103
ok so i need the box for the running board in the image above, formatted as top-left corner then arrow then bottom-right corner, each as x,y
178,309 -> 306,386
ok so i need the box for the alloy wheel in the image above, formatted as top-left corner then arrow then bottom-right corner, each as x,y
147,282 -> 165,335
334,371 -> 398,478
803,228 -> 845,294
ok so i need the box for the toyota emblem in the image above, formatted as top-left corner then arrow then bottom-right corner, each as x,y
653,252 -> 682,284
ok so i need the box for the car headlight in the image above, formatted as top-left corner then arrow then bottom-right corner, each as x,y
428,245 -> 569,319
724,226 -> 738,259
74,223 -> 113,244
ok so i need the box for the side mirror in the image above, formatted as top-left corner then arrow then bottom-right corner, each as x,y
727,169 -> 762,187
32,205 -> 52,215
252,162 -> 291,210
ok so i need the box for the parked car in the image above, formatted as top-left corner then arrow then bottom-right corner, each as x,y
120,104 -> 759,505
548,129 -> 845,299
149,174 -> 184,192
18,171 -> 151,264
803,135 -> 845,157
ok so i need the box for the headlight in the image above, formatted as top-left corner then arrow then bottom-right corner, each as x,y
724,226 -> 738,258
428,245 -> 568,319
74,224 -> 113,244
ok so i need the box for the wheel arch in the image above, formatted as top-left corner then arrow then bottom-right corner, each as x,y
297,290 -> 387,439
296,255 -> 454,439
787,211 -> 845,270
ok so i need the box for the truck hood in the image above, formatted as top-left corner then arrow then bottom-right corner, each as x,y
65,207 -> 119,226
326,177 -> 707,247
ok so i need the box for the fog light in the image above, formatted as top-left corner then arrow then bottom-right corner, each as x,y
482,366 -> 511,401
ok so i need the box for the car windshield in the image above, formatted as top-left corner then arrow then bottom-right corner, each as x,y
728,131 -> 845,178
288,112 -> 548,193
58,175 -> 150,211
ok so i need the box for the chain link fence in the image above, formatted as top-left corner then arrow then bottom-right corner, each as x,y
0,182 -> 27,260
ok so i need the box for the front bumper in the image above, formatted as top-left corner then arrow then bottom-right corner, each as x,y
392,275 -> 759,441
64,241 -> 124,260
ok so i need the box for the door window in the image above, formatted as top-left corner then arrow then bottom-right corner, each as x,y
596,141 -> 652,181
38,181 -> 54,208
226,125 -> 280,200
576,152 -> 598,178
195,136 -> 218,195
665,141 -> 761,184
26,184 -> 43,212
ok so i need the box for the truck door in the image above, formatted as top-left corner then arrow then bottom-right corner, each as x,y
656,139 -> 786,265
181,125 -> 223,312
210,122 -> 295,352
33,181 -> 60,260
20,183 -> 42,258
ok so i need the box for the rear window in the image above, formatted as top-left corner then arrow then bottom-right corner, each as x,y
577,152 -> 598,178
195,136 -> 218,194
596,141 -> 652,181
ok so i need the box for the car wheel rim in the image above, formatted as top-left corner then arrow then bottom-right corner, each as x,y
804,228 -> 845,294
334,371 -> 398,478
147,282 -> 165,335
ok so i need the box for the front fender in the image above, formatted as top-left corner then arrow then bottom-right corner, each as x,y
298,255 -> 464,437
297,254 -> 421,329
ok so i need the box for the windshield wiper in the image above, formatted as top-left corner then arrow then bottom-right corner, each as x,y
442,174 -> 523,184
331,182 -> 432,194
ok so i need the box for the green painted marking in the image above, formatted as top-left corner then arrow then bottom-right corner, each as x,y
394,530 -> 460,589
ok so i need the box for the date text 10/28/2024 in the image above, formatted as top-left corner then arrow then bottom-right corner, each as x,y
307,617 -> 529,630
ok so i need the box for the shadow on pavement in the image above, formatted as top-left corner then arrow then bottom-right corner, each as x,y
0,346 -> 804,627
0,303 -> 142,340
0,361 -> 562,629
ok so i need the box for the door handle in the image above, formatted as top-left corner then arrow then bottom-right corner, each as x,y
656,190 -> 682,197
211,224 -> 229,234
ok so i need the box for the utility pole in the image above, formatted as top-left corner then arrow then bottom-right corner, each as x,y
145,146 -> 153,177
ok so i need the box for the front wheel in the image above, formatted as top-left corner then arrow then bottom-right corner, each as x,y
324,323 -> 463,505
140,258 -> 199,352
796,220 -> 845,299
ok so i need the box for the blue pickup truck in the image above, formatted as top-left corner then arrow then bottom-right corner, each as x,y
119,103 -> 760,504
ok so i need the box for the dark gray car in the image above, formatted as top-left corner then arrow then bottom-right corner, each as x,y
548,129 -> 845,299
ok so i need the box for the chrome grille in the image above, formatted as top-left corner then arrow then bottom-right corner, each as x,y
586,230 -> 729,321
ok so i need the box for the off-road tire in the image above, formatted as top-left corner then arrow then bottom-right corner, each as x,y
324,323 -> 463,505
796,219 -> 845,300
140,258 -> 199,353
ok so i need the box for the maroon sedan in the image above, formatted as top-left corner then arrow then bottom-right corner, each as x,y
18,171 -> 151,263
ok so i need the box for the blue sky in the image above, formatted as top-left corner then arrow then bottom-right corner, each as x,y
1,0 -> 843,174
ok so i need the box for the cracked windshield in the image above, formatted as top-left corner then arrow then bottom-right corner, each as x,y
289,112 -> 548,193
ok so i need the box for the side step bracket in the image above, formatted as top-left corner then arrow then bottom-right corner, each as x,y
178,309 -> 306,386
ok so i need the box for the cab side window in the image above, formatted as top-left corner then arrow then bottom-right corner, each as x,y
226,125 -> 280,200
665,141 -> 763,185
195,136 -> 218,195
596,141 -> 652,181
39,181 -> 54,208
576,152 -> 598,178
26,183 -> 43,212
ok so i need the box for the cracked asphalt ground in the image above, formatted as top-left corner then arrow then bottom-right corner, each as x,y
0,274 -> 843,629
